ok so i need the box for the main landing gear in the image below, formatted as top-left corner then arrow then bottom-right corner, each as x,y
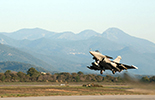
112,70 -> 115,74
100,70 -> 105,74
100,70 -> 103,74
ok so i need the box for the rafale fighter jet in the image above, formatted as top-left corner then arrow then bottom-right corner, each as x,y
87,50 -> 138,74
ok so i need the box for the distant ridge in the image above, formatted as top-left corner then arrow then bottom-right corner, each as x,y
3,28 -> 55,40
0,44 -> 57,72
102,27 -> 130,40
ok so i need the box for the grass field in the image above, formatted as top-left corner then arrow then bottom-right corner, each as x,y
0,82 -> 155,98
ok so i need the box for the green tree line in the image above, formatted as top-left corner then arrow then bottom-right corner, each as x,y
0,67 -> 125,82
1,67 -> 155,83
141,76 -> 155,83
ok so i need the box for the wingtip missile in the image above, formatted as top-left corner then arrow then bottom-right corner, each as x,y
132,65 -> 138,69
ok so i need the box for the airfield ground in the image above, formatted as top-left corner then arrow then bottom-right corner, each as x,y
0,82 -> 155,98
1,95 -> 155,100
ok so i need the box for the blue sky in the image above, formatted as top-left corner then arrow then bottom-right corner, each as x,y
0,0 -> 155,43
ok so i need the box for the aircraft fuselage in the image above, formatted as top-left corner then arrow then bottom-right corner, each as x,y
87,50 -> 138,74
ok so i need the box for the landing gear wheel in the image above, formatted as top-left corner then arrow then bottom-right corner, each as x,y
112,70 -> 115,74
100,70 -> 103,74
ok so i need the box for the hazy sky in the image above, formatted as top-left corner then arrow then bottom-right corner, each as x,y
0,0 -> 155,43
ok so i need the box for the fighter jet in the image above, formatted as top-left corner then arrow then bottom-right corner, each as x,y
87,50 -> 138,74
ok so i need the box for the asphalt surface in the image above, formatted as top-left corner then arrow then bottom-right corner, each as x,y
1,95 -> 155,100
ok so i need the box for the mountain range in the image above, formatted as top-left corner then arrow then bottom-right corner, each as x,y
0,27 -> 155,75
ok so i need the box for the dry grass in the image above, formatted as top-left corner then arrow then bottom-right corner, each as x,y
0,84 -> 150,98
126,82 -> 155,95
0,82 -> 155,98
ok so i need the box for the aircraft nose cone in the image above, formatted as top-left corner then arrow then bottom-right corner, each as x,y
89,51 -> 94,55
89,51 -> 92,54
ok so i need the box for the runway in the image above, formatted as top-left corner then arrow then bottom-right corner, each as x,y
1,95 -> 155,100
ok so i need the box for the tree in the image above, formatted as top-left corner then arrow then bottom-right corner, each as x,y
71,73 -> 77,77
0,73 -> 5,82
75,76 -> 80,82
95,75 -> 104,82
141,76 -> 150,82
17,71 -> 29,82
77,71 -> 84,75
4,70 -> 11,82
27,68 -> 39,76
149,76 -> 155,82
10,72 -> 19,82
27,67 -> 40,81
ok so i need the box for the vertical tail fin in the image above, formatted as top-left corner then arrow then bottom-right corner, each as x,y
113,56 -> 122,63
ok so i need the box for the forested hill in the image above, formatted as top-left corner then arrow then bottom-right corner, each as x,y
0,44 -> 57,72
0,61 -> 48,73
